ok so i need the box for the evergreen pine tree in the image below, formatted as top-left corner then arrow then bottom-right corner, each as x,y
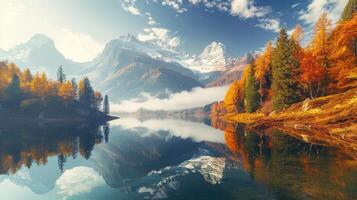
5,74 -> 22,106
71,78 -> 78,99
79,78 -> 95,109
340,0 -> 357,56
57,65 -> 66,84
271,29 -> 301,111
341,0 -> 357,21
244,59 -> 260,113
103,95 -> 110,114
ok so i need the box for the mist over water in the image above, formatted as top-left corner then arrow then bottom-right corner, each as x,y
110,86 -> 228,112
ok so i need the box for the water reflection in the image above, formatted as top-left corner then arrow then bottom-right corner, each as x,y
212,117 -> 357,200
0,117 -> 356,200
0,122 -> 106,175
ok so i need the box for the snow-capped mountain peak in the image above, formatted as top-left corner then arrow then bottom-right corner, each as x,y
181,41 -> 231,73
25,34 -> 55,48
201,41 -> 226,58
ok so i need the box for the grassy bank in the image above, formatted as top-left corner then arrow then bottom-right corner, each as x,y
225,86 -> 357,135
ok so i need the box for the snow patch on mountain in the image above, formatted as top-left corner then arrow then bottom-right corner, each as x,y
137,149 -> 228,199
183,41 -> 228,73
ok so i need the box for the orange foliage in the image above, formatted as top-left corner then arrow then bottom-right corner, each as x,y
255,41 -> 272,82
210,101 -> 226,116
292,25 -> 304,44
58,80 -> 76,102
255,41 -> 273,103
310,12 -> 332,69
330,14 -> 357,88
224,80 -> 244,113
300,50 -> 325,98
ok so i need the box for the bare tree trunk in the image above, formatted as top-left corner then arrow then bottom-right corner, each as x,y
260,81 -> 263,106
309,84 -> 313,99
316,82 -> 320,98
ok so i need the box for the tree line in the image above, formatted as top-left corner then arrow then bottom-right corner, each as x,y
217,0 -> 357,115
0,62 -> 110,115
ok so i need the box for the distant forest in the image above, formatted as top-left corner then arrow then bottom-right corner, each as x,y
0,62 -> 110,118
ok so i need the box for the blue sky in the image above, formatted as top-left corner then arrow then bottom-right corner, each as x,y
0,0 -> 348,61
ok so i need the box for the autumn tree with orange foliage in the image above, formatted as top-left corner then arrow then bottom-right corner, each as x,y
255,41 -> 273,105
330,14 -> 357,89
58,80 -> 76,105
224,80 -> 244,113
300,50 -> 325,98
0,62 -> 105,114
309,12 -> 332,95
31,72 -> 50,98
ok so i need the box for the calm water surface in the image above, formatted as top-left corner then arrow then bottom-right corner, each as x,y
0,117 -> 356,200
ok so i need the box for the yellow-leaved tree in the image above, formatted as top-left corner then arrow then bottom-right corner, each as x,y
330,14 -> 357,89
59,80 -> 76,104
309,12 -> 332,95
31,72 -> 49,98
255,41 -> 272,105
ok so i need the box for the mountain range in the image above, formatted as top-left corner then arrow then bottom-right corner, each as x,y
0,34 -> 86,77
0,34 -> 255,101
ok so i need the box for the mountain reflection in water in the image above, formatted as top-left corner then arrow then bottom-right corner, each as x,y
0,117 -> 356,200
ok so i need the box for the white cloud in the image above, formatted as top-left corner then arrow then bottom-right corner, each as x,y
298,0 -> 348,25
121,0 -> 142,15
188,0 -> 230,12
148,16 -> 157,25
137,27 -> 181,49
122,0 -> 278,33
151,0 -> 269,19
126,5 -> 142,15
51,29 -> 104,62
230,0 -> 270,19
56,167 -> 105,197
255,18 -> 280,33
122,5 -> 142,15
111,85 -> 228,112
161,0 -> 188,13
292,3 -> 300,8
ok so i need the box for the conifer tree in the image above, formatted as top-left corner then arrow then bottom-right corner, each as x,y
341,0 -> 357,21
5,74 -> 22,106
23,68 -> 33,83
310,13 -> 332,95
71,78 -> 78,99
271,29 -> 301,111
103,95 -> 110,114
79,77 -> 95,109
340,0 -> 357,56
255,41 -> 273,105
244,61 -> 260,113
57,65 -> 66,84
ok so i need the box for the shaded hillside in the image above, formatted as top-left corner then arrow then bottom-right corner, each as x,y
207,69 -> 243,87
206,52 -> 257,87
97,56 -> 202,100
87,38 -> 202,101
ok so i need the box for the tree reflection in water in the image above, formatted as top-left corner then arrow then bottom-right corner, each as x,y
210,117 -> 357,200
0,122 -> 109,175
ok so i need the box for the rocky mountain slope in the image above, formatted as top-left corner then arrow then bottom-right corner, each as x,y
0,34 -> 254,101
85,36 -> 202,101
